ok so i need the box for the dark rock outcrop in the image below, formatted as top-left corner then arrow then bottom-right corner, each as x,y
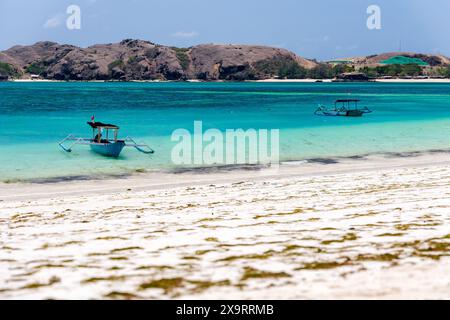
335,72 -> 370,82
0,39 -> 316,81
188,44 -> 316,80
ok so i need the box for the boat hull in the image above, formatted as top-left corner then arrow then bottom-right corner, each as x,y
315,108 -> 371,117
345,110 -> 364,117
90,141 -> 125,157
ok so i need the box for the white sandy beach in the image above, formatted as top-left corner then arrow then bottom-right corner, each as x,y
375,78 -> 450,83
255,78 -> 450,83
1,153 -> 450,299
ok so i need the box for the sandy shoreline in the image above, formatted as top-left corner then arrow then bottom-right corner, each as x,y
2,151 -> 450,202
256,78 -> 450,83
1,154 -> 450,299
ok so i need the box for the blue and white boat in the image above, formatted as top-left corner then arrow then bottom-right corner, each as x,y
59,121 -> 154,157
315,99 -> 372,117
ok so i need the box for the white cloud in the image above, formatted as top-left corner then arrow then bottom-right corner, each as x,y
43,14 -> 63,29
171,31 -> 199,38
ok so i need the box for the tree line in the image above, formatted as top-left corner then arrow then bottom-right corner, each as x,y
275,61 -> 450,79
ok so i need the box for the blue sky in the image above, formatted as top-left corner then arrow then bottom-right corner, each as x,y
1,0 -> 449,60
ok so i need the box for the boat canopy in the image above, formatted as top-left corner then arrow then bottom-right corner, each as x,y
87,122 -> 120,129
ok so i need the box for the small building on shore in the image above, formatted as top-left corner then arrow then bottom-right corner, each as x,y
334,72 -> 370,82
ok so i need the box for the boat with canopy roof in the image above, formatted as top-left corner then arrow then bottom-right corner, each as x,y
58,120 -> 154,157
314,99 -> 372,117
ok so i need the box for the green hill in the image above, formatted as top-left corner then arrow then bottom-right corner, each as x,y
380,56 -> 429,66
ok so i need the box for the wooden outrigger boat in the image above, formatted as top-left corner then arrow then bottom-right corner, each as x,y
314,99 -> 372,117
59,121 -> 154,157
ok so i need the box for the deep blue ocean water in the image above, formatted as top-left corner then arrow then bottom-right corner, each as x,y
1,81 -> 450,182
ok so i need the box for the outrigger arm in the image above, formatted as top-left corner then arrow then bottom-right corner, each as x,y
58,134 -> 92,152
124,137 -> 155,154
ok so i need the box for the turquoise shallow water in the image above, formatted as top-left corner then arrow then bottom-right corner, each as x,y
1,81 -> 450,182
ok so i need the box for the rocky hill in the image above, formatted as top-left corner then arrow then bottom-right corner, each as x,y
0,39 -> 317,81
